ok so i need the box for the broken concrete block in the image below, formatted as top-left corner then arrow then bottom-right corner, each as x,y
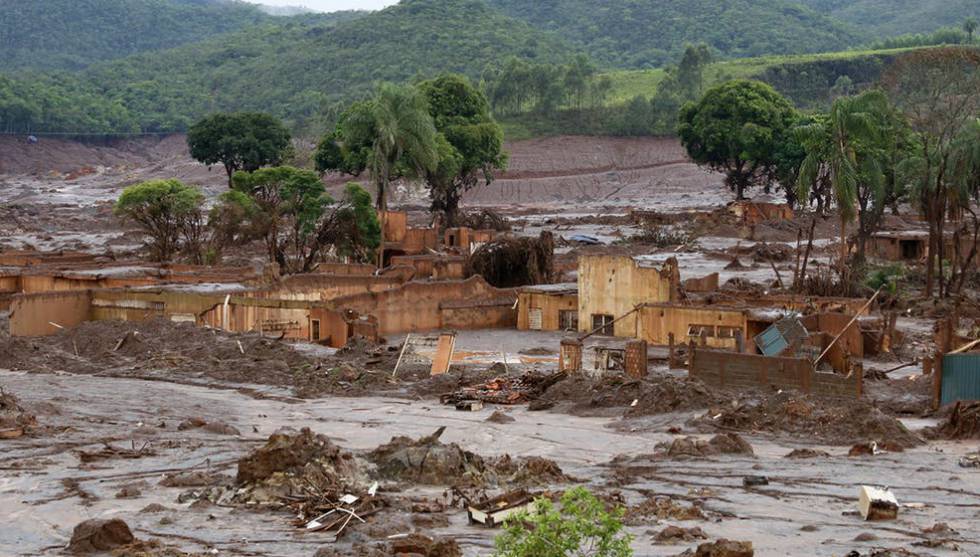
858,486 -> 898,521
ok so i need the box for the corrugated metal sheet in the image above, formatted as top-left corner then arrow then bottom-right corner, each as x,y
942,354 -> 980,406
754,317 -> 808,356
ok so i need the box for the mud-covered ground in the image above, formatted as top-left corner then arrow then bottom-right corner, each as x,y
1,318 -> 978,557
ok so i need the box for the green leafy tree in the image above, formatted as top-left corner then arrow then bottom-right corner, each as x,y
188,112 -> 291,187
227,167 -> 379,272
882,47 -> 980,297
114,179 -> 204,263
796,90 -> 904,265
678,80 -> 799,200
417,74 -> 508,226
494,487 -> 633,557
316,83 -> 439,211
946,119 -> 980,293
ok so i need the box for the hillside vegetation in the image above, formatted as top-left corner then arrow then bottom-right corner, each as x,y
486,0 -> 860,68
0,0 -> 275,71
799,0 -> 980,37
0,0 -> 571,133
0,0 -> 973,138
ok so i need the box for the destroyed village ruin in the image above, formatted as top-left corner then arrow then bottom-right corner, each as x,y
2,3 -> 980,557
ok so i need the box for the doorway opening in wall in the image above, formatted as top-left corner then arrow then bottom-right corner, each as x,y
559,310 -> 579,331
311,319 -> 321,342
900,239 -> 922,260
591,314 -> 615,336
528,308 -> 543,331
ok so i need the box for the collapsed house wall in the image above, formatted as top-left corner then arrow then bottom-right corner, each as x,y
246,274 -> 406,302
728,201 -> 794,225
637,304 -> 752,352
801,312 -> 864,367
327,276 -> 516,335
517,285 -> 579,331
389,255 -> 467,280
683,273 -> 720,293
690,347 -> 863,401
578,255 -> 680,337
444,227 -> 495,254
9,290 -> 93,336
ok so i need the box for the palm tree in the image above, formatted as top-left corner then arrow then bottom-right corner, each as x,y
797,91 -> 888,270
342,83 -> 439,266
345,83 -> 440,211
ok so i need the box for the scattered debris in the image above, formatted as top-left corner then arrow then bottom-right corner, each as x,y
625,496 -> 705,524
691,393 -> 922,448
664,433 -> 754,458
467,489 -> 539,527
441,371 -> 567,406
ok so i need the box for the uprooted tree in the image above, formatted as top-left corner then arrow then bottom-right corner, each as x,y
223,166 -> 380,273
881,47 -> 980,297
678,79 -> 799,200
465,231 -> 554,288
113,179 -> 205,263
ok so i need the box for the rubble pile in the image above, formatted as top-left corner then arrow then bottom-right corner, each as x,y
655,525 -> 708,543
0,388 -> 35,438
367,427 -> 569,488
664,433 -> 754,458
690,392 -> 922,448
68,518 -> 135,553
439,370 -> 567,406
540,374 -> 725,417
679,539 -> 754,557
625,495 -> 706,524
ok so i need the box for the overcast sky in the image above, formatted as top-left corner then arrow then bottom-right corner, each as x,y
258,0 -> 399,11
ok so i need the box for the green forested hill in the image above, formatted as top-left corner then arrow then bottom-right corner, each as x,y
485,0 -> 861,68
0,0 -> 573,133
797,0 -> 980,37
0,0 -> 284,71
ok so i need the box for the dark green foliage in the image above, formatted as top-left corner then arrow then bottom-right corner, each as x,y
316,83 -> 439,211
758,53 -> 902,109
869,27 -> 976,50
225,167 -> 379,271
114,179 -> 205,262
678,80 -> 799,199
487,0 -> 859,68
0,0 -> 271,71
418,74 -> 507,225
187,113 -> 292,186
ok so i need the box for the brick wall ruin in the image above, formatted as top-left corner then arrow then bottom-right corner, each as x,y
689,347 -> 862,401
